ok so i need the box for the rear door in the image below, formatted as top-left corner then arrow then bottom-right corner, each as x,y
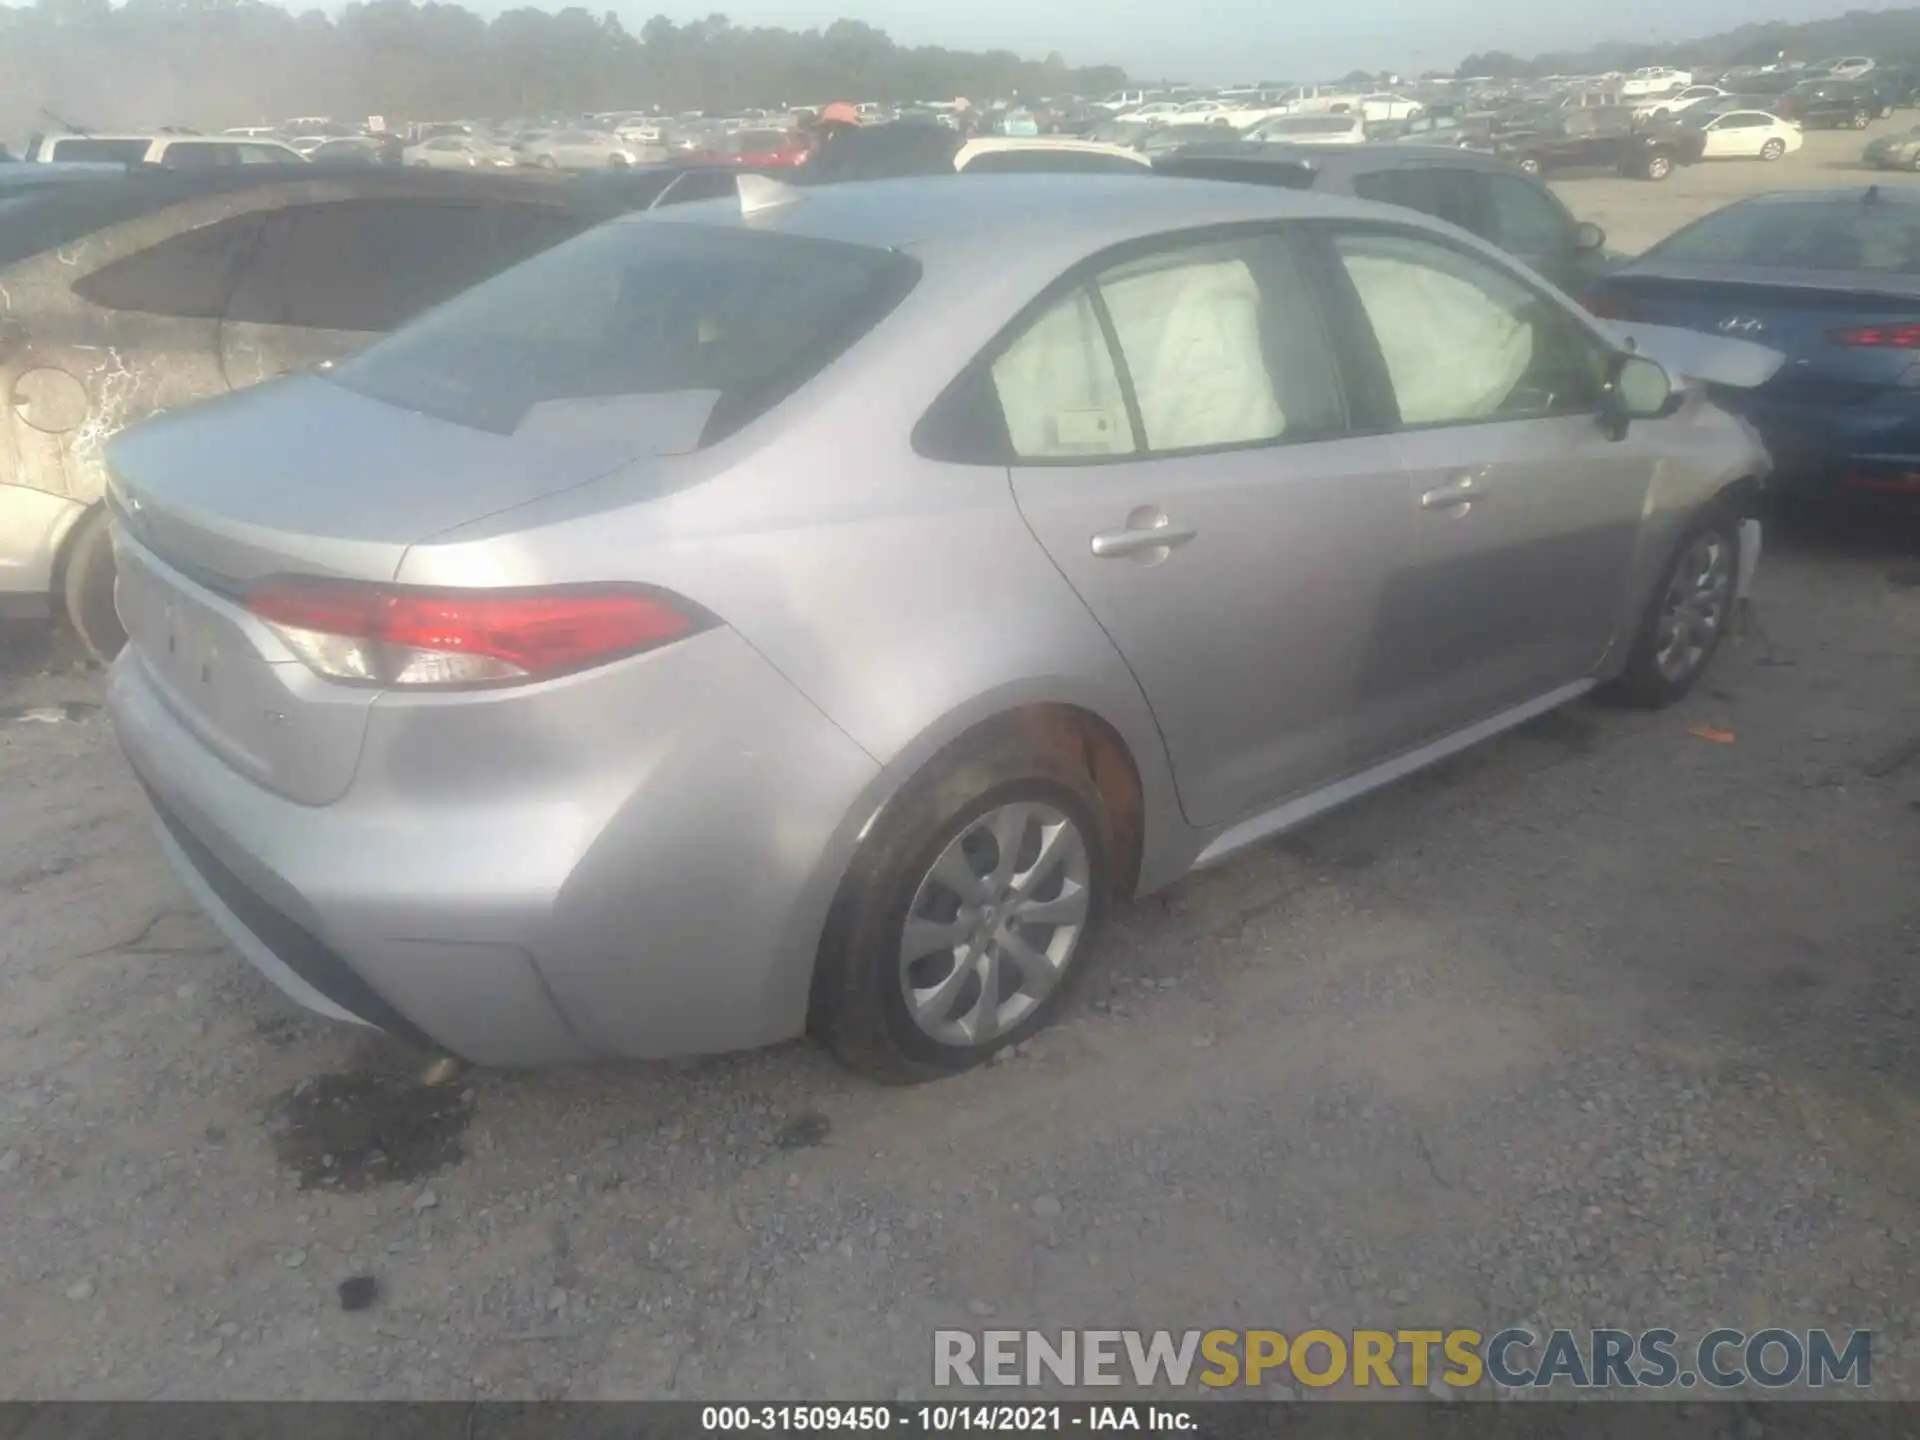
1309,223 -> 1655,744
217,197 -> 585,387
992,228 -> 1417,826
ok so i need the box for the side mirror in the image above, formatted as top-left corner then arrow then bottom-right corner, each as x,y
1604,353 -> 1680,436
1573,220 -> 1607,252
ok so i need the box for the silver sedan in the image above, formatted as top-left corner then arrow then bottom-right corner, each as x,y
106,175 -> 1770,1080
522,129 -> 641,170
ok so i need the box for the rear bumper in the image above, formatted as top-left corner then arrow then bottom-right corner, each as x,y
1710,386 -> 1920,499
107,622 -> 882,1067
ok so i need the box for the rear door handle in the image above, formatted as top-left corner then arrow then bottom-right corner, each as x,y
1420,472 -> 1487,511
1090,523 -> 1198,558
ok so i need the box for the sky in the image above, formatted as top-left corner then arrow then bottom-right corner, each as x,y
581,0 -> 1881,83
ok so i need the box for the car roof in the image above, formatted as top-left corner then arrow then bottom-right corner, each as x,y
638,171 -> 1416,257
1156,141 -> 1525,177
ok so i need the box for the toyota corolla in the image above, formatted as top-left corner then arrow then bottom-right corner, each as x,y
107,174 -> 1770,1080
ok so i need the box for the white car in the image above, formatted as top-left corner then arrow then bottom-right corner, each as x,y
287,135 -> 331,156
952,138 -> 1152,173
402,135 -> 516,169
520,130 -> 639,170
1620,67 -> 1693,97
1356,93 -> 1423,122
30,133 -> 308,166
1691,109 -> 1804,160
1126,101 -> 1190,125
1244,113 -> 1369,145
1816,57 -> 1877,78
1636,84 -> 1730,120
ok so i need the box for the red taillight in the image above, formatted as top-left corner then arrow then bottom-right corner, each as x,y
1828,323 -> 1920,348
245,578 -> 708,688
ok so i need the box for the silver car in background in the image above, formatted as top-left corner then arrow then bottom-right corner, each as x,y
106,176 -> 1770,1081
402,135 -> 517,169
523,129 -> 647,170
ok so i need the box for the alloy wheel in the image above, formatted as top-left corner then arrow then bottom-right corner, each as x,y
898,801 -> 1091,1048
1654,532 -> 1733,683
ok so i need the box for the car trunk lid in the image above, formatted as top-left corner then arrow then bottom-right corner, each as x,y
106,376 -> 660,804
1595,271 -> 1920,399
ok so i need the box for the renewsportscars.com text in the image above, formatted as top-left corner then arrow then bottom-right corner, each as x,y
933,1327 -> 1873,1391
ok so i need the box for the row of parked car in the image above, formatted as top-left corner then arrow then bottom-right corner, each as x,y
5,130 -> 1912,1081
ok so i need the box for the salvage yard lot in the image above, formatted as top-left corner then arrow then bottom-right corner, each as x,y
1,133 -> 1918,1400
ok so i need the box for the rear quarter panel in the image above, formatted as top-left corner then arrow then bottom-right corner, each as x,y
395,240 -> 1197,895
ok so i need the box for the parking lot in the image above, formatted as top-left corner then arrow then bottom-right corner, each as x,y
2,124 -> 1919,1402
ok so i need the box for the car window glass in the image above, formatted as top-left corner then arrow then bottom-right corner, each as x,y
238,144 -> 296,164
1332,229 -> 1605,427
226,200 -> 583,332
1648,199 -> 1920,272
1097,235 -> 1345,452
656,169 -> 739,205
330,224 -> 919,446
1485,174 -> 1569,254
962,149 -> 1144,174
69,212 -> 262,317
161,143 -> 238,169
990,287 -> 1136,459
47,138 -> 150,164
1350,167 -> 1480,234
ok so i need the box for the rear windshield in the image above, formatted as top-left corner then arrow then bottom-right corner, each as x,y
1646,198 -> 1920,273
0,181 -> 208,268
1268,117 -> 1357,134
326,220 -> 920,444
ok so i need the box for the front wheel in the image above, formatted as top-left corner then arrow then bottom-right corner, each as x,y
1642,151 -> 1673,180
1606,509 -> 1740,708
534,154 -> 557,169
1852,110 -> 1872,129
1759,138 -> 1786,160
60,508 -> 125,664
1516,154 -> 1542,175
814,733 -> 1115,1082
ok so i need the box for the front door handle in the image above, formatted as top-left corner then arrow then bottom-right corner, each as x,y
1420,472 -> 1487,511
1090,514 -> 1198,559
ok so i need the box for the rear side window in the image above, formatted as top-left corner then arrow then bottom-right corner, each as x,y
46,138 -> 150,164
161,143 -> 242,169
225,200 -> 585,332
962,150 -> 1146,175
1351,166 -> 1481,234
973,232 -> 1346,462
327,221 -> 920,444
70,213 -> 263,318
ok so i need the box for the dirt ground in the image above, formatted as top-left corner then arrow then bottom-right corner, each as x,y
1,130 -> 1919,1403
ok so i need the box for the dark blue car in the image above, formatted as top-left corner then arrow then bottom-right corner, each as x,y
1589,186 -> 1920,502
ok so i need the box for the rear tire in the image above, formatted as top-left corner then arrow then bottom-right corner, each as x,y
1642,151 -> 1673,180
1852,110 -> 1872,129
1516,154 -> 1543,175
535,154 -> 557,169
60,508 -> 124,664
1605,505 -> 1741,709
1759,138 -> 1786,160
814,732 -> 1115,1083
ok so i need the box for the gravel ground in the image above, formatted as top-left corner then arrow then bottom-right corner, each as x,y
1,136 -> 1918,1402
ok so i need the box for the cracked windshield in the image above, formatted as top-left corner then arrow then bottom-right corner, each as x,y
1,0 -> 1917,1426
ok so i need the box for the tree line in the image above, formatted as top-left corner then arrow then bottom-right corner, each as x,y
0,0 -> 1130,141
1457,6 -> 1920,79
